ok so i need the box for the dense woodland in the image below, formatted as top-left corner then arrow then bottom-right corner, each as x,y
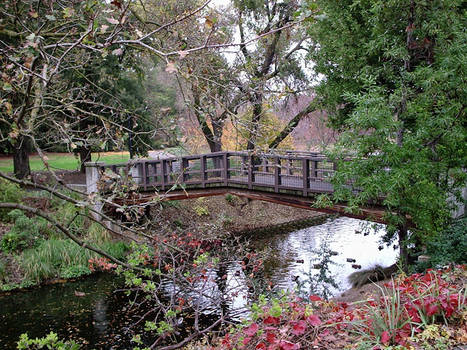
0,0 -> 466,349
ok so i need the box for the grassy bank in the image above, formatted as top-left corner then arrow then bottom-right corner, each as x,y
0,179 -> 129,291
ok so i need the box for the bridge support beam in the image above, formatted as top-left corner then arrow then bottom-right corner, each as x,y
85,162 -> 105,220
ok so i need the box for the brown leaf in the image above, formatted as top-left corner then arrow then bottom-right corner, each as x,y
106,17 -> 119,25
165,62 -> 177,74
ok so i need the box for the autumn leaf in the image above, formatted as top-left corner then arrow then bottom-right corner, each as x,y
306,314 -> 322,326
309,295 -> 322,302
244,322 -> 259,337
165,62 -> 177,74
106,17 -> 119,25
204,16 -> 214,29
380,331 -> 390,345
291,320 -> 307,336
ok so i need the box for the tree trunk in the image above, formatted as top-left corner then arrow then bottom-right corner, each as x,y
246,92 -> 263,150
78,147 -> 92,173
13,135 -> 31,179
398,223 -> 409,273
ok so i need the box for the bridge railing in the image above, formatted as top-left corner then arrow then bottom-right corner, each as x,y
94,151 -> 336,196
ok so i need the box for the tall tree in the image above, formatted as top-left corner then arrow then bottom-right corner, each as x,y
306,0 -> 467,267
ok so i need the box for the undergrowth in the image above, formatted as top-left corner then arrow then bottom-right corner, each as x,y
20,238 -> 128,283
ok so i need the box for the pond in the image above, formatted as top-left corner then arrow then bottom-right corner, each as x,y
0,217 -> 398,349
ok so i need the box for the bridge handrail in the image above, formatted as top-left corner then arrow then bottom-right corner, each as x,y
93,151 -> 336,195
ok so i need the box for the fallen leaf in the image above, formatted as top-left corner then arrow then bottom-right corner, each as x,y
165,62 -> 177,74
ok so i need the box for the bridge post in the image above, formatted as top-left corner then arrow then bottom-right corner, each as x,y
141,161 -> 147,190
302,158 -> 310,196
222,153 -> 229,186
274,156 -> 281,192
129,163 -> 142,185
182,158 -> 189,182
85,162 -> 105,220
248,155 -> 255,189
201,155 -> 207,188
161,159 -> 167,190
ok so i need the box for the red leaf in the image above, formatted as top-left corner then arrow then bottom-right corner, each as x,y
309,295 -> 322,302
244,323 -> 259,337
279,340 -> 299,350
266,332 -> 276,344
292,320 -> 307,336
426,303 -> 438,316
243,337 -> 251,345
381,331 -> 390,345
263,316 -> 280,325
307,314 -> 322,326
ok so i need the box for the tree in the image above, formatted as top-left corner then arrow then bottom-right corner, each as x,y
0,0 -> 214,177
306,0 -> 467,267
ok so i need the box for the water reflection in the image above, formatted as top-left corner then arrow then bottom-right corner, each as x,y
251,217 -> 398,295
0,217 -> 398,348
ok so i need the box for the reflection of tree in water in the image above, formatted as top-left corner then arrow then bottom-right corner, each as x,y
93,298 -> 108,335
296,232 -> 341,300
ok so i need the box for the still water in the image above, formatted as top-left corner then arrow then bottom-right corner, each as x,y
0,217 -> 398,349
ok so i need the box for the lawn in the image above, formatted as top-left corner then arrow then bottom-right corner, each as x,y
0,152 -> 131,173
0,147 -> 189,173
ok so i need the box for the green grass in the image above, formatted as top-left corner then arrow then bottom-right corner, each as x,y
0,147 -> 188,173
20,238 -> 129,283
0,152 -> 130,173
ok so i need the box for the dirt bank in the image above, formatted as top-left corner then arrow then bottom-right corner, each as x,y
150,194 -> 328,235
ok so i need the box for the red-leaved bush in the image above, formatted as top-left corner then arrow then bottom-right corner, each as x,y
213,265 -> 466,349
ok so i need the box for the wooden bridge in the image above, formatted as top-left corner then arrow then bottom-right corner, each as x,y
85,151 -> 388,223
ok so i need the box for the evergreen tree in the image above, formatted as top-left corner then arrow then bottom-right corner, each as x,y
306,0 -> 467,266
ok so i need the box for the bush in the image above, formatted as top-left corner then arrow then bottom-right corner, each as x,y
416,217 -> 467,271
17,331 -> 78,350
0,210 -> 46,253
0,179 -> 25,222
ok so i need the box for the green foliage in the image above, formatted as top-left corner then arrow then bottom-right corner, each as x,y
17,332 -> 78,350
416,217 -> 467,271
0,179 -> 25,221
0,210 -> 46,253
0,259 -> 6,282
20,238 -> 128,283
193,205 -> 209,216
307,0 -> 467,247
225,193 -> 235,203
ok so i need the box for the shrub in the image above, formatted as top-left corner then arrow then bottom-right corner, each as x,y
0,210 -> 46,253
416,217 -> 467,271
0,179 -> 25,222
17,332 -> 78,350
225,193 -> 235,203
193,205 -> 209,216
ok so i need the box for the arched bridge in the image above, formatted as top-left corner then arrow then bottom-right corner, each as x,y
85,151 -> 388,223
